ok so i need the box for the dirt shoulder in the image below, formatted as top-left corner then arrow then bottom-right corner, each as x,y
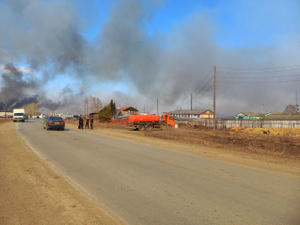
0,121 -> 124,225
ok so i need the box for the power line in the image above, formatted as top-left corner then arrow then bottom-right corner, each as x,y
218,64 -> 300,71
217,79 -> 300,84
191,66 -> 214,94
217,74 -> 300,79
194,76 -> 214,95
158,98 -> 174,108
193,83 -> 214,102
218,68 -> 300,75
177,66 -> 214,106
172,66 -> 215,110
146,100 -> 157,113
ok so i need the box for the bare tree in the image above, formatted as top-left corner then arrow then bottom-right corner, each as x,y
25,103 -> 40,117
284,104 -> 297,114
85,96 -> 102,115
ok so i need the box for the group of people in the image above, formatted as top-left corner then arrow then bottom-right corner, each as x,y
78,115 -> 94,130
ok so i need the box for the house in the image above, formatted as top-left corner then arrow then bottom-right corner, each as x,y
167,109 -> 214,119
89,107 -> 104,117
0,111 -> 13,117
88,106 -> 138,119
116,106 -> 138,116
235,112 -> 264,120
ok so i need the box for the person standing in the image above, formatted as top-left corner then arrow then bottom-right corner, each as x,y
78,116 -> 81,129
79,116 -> 84,129
85,116 -> 90,129
90,116 -> 94,130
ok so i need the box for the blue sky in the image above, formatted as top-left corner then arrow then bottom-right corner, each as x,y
71,0 -> 299,47
0,0 -> 299,115
81,1 -> 297,44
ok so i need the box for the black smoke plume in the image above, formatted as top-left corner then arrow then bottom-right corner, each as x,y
0,63 -> 38,110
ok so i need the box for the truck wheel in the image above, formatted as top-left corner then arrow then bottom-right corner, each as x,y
145,124 -> 152,131
138,124 -> 145,131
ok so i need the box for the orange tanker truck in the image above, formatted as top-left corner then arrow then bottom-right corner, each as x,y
126,114 -> 175,131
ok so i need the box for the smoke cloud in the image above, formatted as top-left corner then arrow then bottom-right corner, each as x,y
0,63 -> 62,111
0,0 -> 299,116
0,63 -> 38,109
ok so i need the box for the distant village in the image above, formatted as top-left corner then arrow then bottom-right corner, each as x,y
1,104 -> 300,129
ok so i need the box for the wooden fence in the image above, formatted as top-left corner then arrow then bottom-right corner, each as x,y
177,119 -> 300,129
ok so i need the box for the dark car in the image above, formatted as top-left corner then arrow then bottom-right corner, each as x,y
43,116 -> 65,130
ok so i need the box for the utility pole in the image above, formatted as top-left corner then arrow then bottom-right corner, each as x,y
157,98 -> 159,115
296,90 -> 299,114
191,93 -> 193,110
85,98 -> 88,116
4,100 -> 6,120
213,65 -> 216,130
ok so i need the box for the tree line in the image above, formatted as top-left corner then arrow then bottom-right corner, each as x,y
16,99 -> 300,120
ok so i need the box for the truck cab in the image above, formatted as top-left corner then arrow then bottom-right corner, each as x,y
161,114 -> 175,128
13,108 -> 25,122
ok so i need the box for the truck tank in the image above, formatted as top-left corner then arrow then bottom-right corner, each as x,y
128,115 -> 160,123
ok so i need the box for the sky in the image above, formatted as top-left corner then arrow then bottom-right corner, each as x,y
0,0 -> 299,116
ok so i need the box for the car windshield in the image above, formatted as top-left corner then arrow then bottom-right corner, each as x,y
49,117 -> 63,121
14,113 -> 24,116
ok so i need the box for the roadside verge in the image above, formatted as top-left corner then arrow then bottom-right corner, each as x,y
0,122 -> 124,224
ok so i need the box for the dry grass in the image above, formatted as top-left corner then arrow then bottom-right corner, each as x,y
67,118 -> 125,129
0,118 -> 12,125
66,119 -> 300,160
242,127 -> 300,136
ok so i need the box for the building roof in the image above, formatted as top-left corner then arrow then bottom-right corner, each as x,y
263,114 -> 300,120
167,109 -> 212,115
89,107 -> 104,114
118,106 -> 138,111
268,112 -> 284,115
236,112 -> 264,117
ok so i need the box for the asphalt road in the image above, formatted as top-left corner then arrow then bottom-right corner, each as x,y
17,119 -> 300,225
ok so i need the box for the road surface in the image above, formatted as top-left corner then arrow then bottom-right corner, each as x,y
17,119 -> 300,225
